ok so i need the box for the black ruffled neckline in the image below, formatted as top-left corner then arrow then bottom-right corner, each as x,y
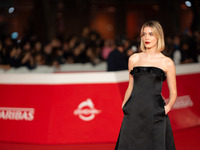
130,66 -> 166,81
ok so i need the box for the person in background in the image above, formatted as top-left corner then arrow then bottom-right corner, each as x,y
107,35 -> 128,71
101,40 -> 114,60
172,35 -> 182,65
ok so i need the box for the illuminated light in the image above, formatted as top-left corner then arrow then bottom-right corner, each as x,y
17,40 -> 21,43
8,7 -> 15,13
185,1 -> 192,7
11,32 -> 18,39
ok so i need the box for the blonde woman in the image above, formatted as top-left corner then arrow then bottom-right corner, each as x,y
115,20 -> 177,150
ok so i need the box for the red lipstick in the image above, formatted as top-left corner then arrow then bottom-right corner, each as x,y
145,42 -> 150,44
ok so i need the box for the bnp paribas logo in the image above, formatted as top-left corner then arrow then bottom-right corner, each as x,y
73,99 -> 101,121
0,107 -> 35,121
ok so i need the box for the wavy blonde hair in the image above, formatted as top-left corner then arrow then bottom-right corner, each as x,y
140,20 -> 165,52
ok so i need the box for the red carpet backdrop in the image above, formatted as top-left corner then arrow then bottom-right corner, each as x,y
0,63 -> 200,144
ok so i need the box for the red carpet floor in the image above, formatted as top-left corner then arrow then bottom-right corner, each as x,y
0,126 -> 199,150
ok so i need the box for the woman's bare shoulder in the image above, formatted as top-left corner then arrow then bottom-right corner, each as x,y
161,55 -> 175,71
163,56 -> 174,65
128,53 -> 141,68
129,53 -> 141,62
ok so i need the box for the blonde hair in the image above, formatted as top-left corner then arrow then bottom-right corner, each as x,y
140,20 -> 165,52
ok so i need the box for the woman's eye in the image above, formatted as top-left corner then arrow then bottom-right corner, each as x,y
149,33 -> 153,36
142,33 -> 146,36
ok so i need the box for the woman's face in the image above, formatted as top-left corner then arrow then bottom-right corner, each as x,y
142,27 -> 158,50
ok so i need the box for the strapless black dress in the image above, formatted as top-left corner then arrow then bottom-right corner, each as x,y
115,66 -> 176,150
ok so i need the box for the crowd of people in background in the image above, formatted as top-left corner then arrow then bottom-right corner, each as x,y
0,26 -> 200,71
0,27 -> 106,70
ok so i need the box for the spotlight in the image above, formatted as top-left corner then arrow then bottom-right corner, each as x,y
185,1 -> 192,7
8,7 -> 15,13
11,32 -> 18,39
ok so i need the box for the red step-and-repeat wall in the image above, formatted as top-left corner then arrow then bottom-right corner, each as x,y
0,64 -> 200,144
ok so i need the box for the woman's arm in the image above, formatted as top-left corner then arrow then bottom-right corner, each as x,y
121,54 -> 138,108
164,58 -> 177,114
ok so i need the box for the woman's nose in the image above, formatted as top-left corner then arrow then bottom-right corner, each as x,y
145,35 -> 149,40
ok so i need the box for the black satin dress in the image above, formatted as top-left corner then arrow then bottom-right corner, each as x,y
115,66 -> 176,150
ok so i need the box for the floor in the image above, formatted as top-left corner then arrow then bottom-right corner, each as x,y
0,126 -> 199,150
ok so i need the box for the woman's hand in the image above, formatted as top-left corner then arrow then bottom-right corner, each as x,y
122,104 -> 124,109
164,105 -> 171,115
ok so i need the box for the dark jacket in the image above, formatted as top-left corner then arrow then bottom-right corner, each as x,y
107,48 -> 128,71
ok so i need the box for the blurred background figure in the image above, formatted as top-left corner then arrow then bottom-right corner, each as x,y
107,35 -> 128,71
172,35 -> 182,65
101,40 -> 114,60
0,0 -> 199,71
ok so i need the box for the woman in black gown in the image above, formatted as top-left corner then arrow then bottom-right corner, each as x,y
115,20 -> 177,150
